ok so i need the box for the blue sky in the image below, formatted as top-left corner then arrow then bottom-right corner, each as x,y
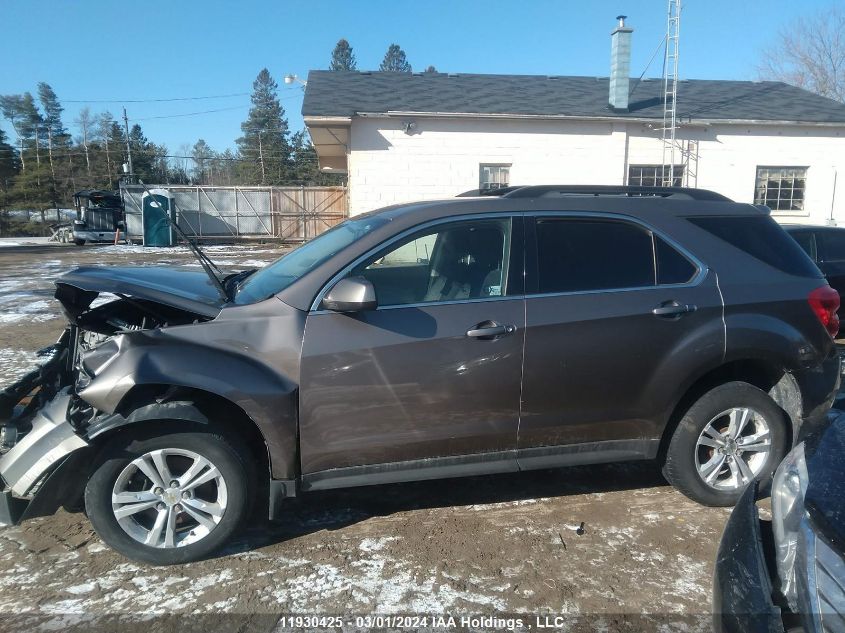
0,0 -> 834,155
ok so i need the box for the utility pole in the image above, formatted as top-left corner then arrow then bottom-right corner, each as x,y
258,132 -> 266,184
123,107 -> 134,182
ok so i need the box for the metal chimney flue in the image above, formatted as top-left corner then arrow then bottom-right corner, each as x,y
609,15 -> 633,112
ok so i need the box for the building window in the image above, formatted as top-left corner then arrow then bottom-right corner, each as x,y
754,166 -> 807,212
479,164 -> 510,191
628,164 -> 683,187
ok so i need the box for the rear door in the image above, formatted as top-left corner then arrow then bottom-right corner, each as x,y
298,215 -> 525,483
517,214 -> 724,467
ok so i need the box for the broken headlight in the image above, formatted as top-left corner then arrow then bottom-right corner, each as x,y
771,442 -> 809,610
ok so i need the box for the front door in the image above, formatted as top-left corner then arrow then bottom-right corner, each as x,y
518,215 -> 724,467
299,216 -> 525,484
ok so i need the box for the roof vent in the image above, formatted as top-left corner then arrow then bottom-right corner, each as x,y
609,15 -> 634,112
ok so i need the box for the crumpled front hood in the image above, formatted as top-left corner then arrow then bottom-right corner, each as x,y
56,266 -> 226,318
805,411 -> 845,548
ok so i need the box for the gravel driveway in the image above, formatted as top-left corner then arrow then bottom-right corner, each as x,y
0,242 -> 741,632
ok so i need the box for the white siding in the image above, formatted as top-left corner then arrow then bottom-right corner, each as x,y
346,116 -> 845,225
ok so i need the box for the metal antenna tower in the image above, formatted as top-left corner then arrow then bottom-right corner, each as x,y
661,0 -> 681,186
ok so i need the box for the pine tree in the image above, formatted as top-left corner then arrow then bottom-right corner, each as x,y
128,123 -> 161,182
0,128 -> 18,185
236,69 -> 291,185
330,39 -> 357,71
0,127 -> 20,219
379,44 -> 412,72
0,94 -> 35,171
20,93 -> 44,172
37,83 -> 69,147
425,65 -> 437,73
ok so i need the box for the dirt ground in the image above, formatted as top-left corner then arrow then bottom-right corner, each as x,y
0,242 -> 760,632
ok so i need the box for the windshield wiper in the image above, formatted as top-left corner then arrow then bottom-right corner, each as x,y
223,268 -> 256,296
137,180 -> 230,303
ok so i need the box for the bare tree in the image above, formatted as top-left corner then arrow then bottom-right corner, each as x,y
75,107 -> 93,180
758,5 -> 845,102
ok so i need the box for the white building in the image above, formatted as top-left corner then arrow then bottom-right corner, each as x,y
303,20 -> 845,225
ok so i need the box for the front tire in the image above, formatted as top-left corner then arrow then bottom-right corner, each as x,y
85,427 -> 251,565
74,238 -> 85,246
663,381 -> 788,506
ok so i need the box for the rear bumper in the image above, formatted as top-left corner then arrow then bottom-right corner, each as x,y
73,229 -> 117,242
713,484 -> 785,633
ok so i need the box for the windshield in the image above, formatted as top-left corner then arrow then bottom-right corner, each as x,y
233,216 -> 390,304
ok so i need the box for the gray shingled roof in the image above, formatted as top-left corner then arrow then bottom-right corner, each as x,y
302,71 -> 845,123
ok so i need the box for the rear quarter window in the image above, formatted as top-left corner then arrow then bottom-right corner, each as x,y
688,216 -> 822,278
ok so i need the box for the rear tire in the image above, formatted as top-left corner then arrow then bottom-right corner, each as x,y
74,238 -> 85,246
85,426 -> 252,565
663,381 -> 788,506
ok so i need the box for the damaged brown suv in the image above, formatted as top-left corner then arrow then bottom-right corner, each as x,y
0,185 -> 840,565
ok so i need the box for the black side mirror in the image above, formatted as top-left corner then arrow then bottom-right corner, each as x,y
322,276 -> 377,312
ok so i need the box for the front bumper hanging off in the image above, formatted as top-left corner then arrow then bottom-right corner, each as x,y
0,336 -> 91,526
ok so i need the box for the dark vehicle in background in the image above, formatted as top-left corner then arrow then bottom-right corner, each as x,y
785,224 -> 845,320
0,185 -> 839,565
713,413 -> 845,633
72,189 -> 126,246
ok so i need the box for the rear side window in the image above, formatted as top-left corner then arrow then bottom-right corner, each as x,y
821,230 -> 845,263
689,216 -> 821,278
655,237 -> 697,284
535,219 -> 654,293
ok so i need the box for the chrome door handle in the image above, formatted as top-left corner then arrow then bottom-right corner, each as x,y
652,301 -> 697,317
466,322 -> 516,339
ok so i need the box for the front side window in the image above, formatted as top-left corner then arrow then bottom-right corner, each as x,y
754,166 -> 807,212
234,216 -> 390,304
479,164 -> 510,192
535,219 -> 655,293
353,218 -> 511,306
628,164 -> 683,187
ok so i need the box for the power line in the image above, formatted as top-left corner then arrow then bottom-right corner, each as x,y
61,85 -> 303,104
63,92 -> 250,104
130,105 -> 249,121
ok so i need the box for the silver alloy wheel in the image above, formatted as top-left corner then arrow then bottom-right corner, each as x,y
694,407 -> 773,491
111,448 -> 228,548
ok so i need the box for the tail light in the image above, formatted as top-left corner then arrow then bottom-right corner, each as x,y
808,285 -> 840,338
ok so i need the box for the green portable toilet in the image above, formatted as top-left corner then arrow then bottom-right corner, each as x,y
142,189 -> 174,247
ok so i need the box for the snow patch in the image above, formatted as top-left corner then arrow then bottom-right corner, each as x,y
0,300 -> 56,324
